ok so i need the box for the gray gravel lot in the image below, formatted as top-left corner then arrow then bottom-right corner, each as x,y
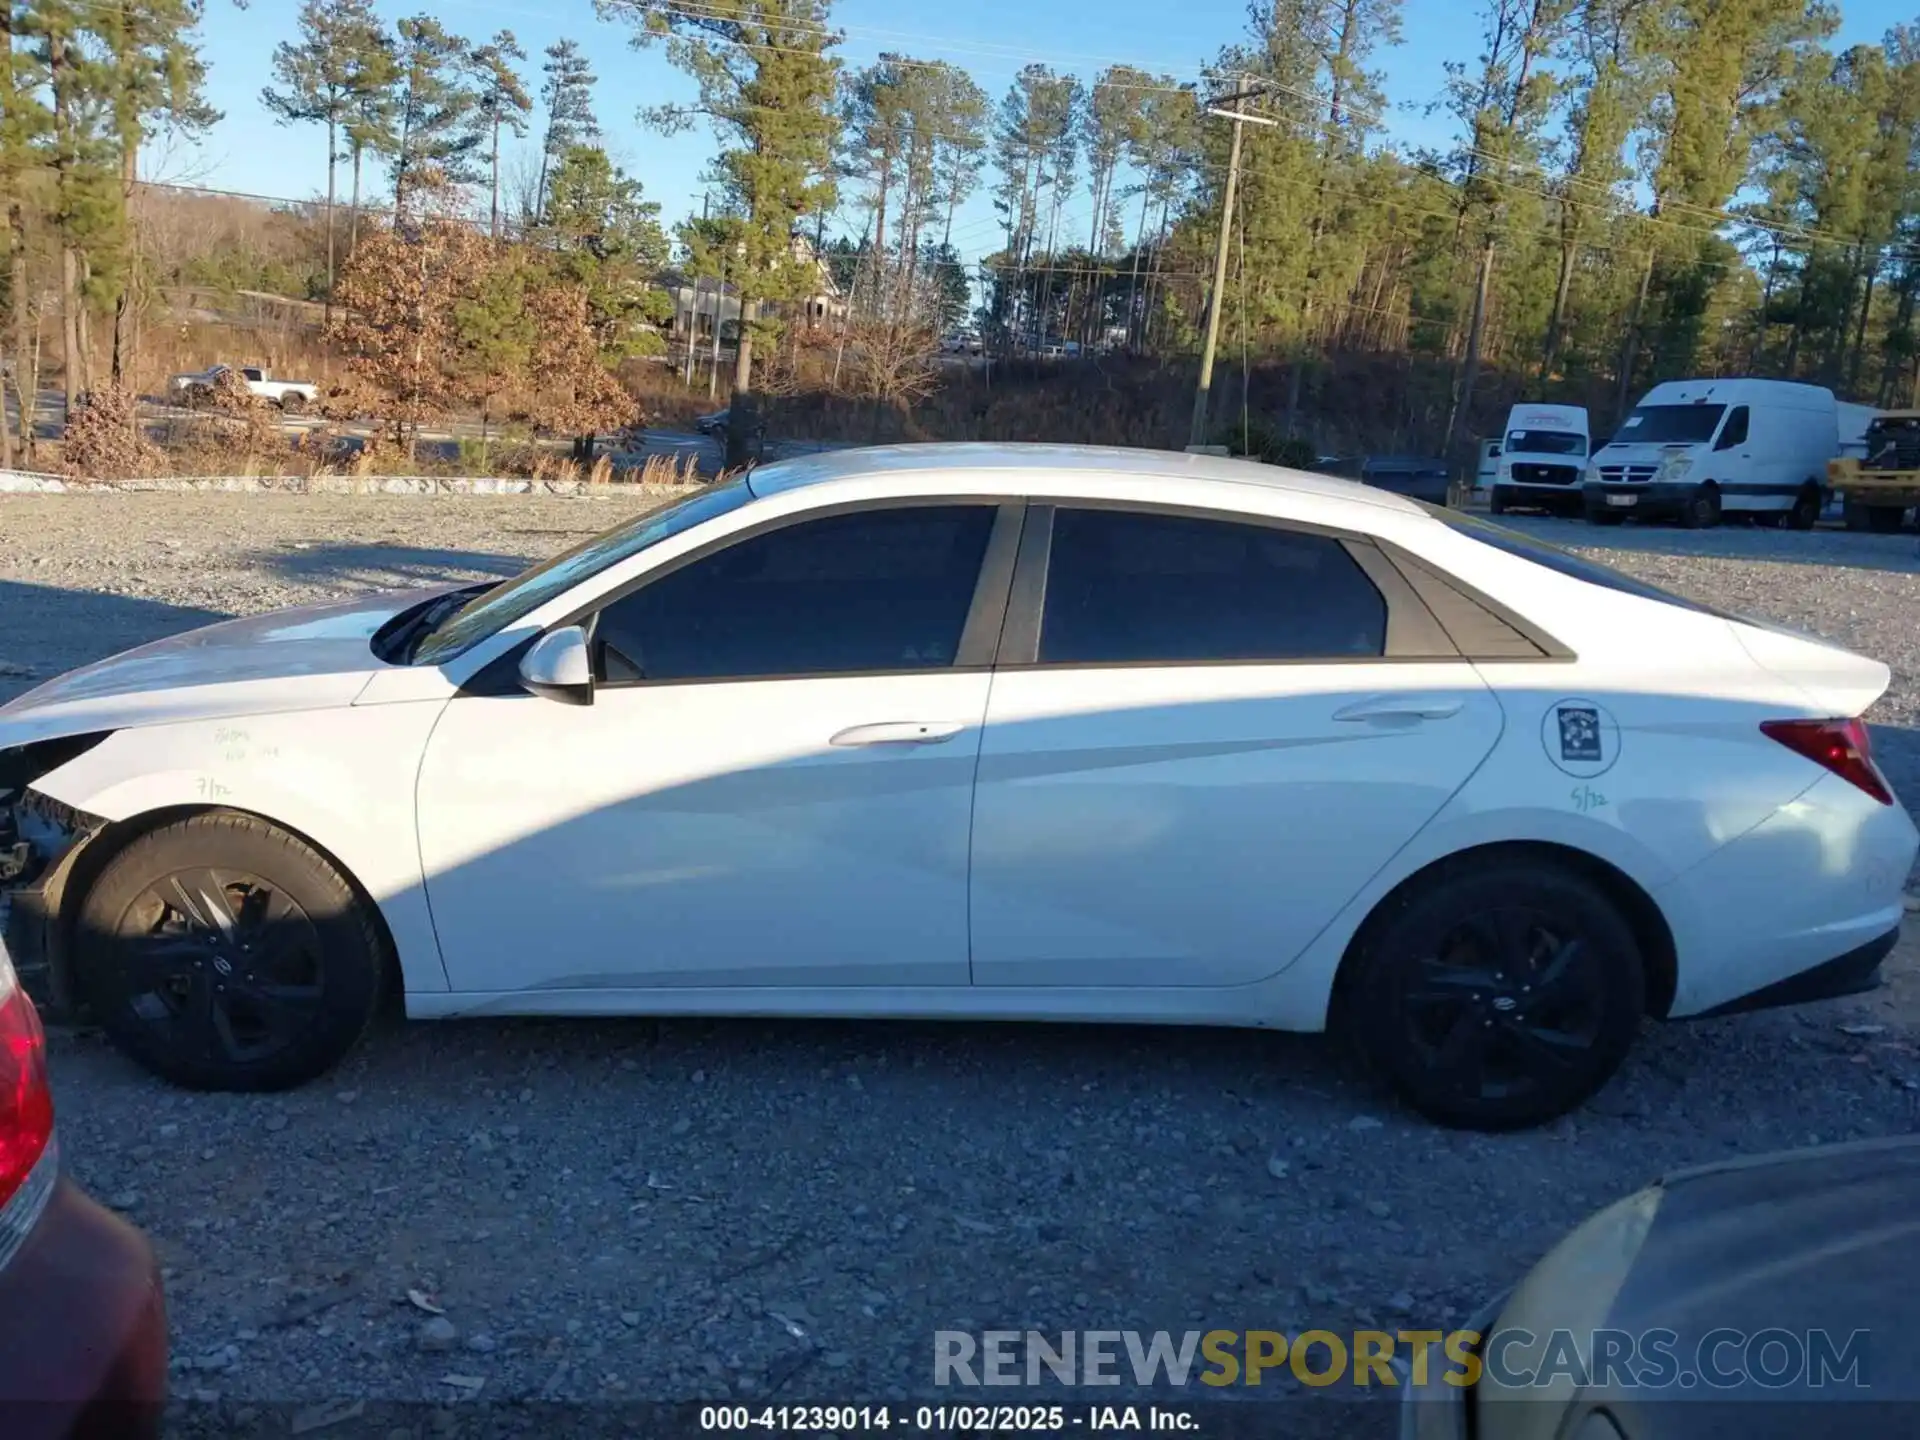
3,494 -> 1920,1437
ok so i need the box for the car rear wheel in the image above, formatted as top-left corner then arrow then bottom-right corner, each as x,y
73,813 -> 386,1091
1339,857 -> 1645,1130
1784,483 -> 1823,530
278,393 -> 304,414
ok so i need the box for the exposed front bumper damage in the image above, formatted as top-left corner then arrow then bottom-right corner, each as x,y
1,758 -> 109,1017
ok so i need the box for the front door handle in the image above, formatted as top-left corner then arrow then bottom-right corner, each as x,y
830,720 -> 968,747
1333,695 -> 1465,723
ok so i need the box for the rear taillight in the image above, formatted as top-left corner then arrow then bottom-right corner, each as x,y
0,950 -> 54,1247
1761,717 -> 1895,806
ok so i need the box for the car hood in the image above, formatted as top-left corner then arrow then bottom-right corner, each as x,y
1592,440 -> 1702,461
1477,1137 -> 1920,1438
0,587 -> 443,746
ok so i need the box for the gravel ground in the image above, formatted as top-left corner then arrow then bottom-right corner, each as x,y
4,494 -> 1920,1439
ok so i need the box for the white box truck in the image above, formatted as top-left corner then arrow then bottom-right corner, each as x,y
1580,378 -> 1837,529
1488,403 -> 1590,517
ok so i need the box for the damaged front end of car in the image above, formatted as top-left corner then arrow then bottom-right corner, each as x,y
0,734 -> 111,1015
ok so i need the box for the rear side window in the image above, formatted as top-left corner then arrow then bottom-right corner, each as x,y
1039,507 -> 1387,664
1419,506 -> 1730,617
1714,406 -> 1749,451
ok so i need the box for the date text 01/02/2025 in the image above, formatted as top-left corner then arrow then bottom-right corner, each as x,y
698,1404 -> 1202,1432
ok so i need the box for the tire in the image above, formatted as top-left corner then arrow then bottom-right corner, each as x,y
1869,505 -> 1906,534
1489,486 -> 1510,516
72,812 -> 386,1091
1784,484 -> 1823,531
1338,856 -> 1645,1130
1680,483 -> 1721,529
1844,501 -> 1872,531
278,392 -> 305,414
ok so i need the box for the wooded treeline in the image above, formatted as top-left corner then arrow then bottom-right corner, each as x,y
6,0 -> 1920,466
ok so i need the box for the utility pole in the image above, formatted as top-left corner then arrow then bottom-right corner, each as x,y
710,253 -> 727,402
685,192 -> 711,389
1187,85 -> 1274,452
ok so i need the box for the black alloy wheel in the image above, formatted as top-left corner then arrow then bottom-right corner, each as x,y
107,869 -> 326,1069
1341,858 -> 1644,1130
1398,909 -> 1606,1111
76,813 -> 385,1090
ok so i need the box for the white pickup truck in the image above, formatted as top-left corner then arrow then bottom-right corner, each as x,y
168,364 -> 318,412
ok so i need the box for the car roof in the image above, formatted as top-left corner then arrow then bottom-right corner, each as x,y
742,442 -> 1429,518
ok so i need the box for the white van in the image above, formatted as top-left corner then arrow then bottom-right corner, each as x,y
1581,379 -> 1838,528
1489,403 -> 1590,516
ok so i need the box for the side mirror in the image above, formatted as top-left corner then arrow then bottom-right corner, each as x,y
518,626 -> 593,706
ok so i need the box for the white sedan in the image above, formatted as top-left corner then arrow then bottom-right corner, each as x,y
1,445 -> 1913,1129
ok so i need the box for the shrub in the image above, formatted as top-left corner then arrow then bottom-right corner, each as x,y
1218,420 -> 1317,469
60,387 -> 167,480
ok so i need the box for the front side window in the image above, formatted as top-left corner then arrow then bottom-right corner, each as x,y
1714,406 -> 1750,451
410,479 -> 757,665
595,504 -> 997,682
1038,507 -> 1387,665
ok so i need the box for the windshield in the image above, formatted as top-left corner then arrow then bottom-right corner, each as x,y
409,477 -> 757,666
1607,403 -> 1725,447
1505,429 -> 1586,456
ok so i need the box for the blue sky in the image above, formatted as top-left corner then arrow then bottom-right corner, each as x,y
174,0 -> 1906,265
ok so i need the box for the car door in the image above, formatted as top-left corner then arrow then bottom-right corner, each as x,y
968,502 -> 1505,988
1712,404 -> 1753,492
415,499 -> 1022,995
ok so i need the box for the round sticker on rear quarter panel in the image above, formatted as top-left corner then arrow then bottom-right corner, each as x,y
1541,698 -> 1620,778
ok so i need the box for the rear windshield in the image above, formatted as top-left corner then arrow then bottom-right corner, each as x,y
1417,506 -> 1732,617
1505,429 -> 1587,456
1608,403 -> 1726,446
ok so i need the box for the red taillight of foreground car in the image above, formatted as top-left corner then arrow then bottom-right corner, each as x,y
0,956 -> 54,1212
1761,717 -> 1895,806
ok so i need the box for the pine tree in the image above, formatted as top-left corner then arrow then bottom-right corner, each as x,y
1436,0 -> 1568,454
97,0 -> 217,383
535,39 -> 599,225
388,15 -> 481,216
340,14 -> 398,250
262,0 -> 387,321
468,30 -> 530,238
535,142 -> 672,360
990,64 -> 1077,348
600,0 -> 841,396
0,1 -> 49,463
18,0 -> 120,404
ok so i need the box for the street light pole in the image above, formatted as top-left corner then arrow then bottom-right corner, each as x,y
1187,86 -> 1274,452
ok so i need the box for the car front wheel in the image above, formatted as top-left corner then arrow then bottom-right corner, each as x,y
73,812 -> 387,1091
1339,856 -> 1645,1130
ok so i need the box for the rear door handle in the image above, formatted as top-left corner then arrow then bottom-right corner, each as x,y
830,720 -> 968,747
1333,696 -> 1465,723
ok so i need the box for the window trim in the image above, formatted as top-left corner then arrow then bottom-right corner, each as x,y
994,497 -> 1468,672
574,495 -> 1027,690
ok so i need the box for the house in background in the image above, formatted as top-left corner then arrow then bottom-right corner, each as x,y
663,235 -> 847,347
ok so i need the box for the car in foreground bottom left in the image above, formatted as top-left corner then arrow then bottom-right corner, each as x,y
0,942 -> 168,1439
